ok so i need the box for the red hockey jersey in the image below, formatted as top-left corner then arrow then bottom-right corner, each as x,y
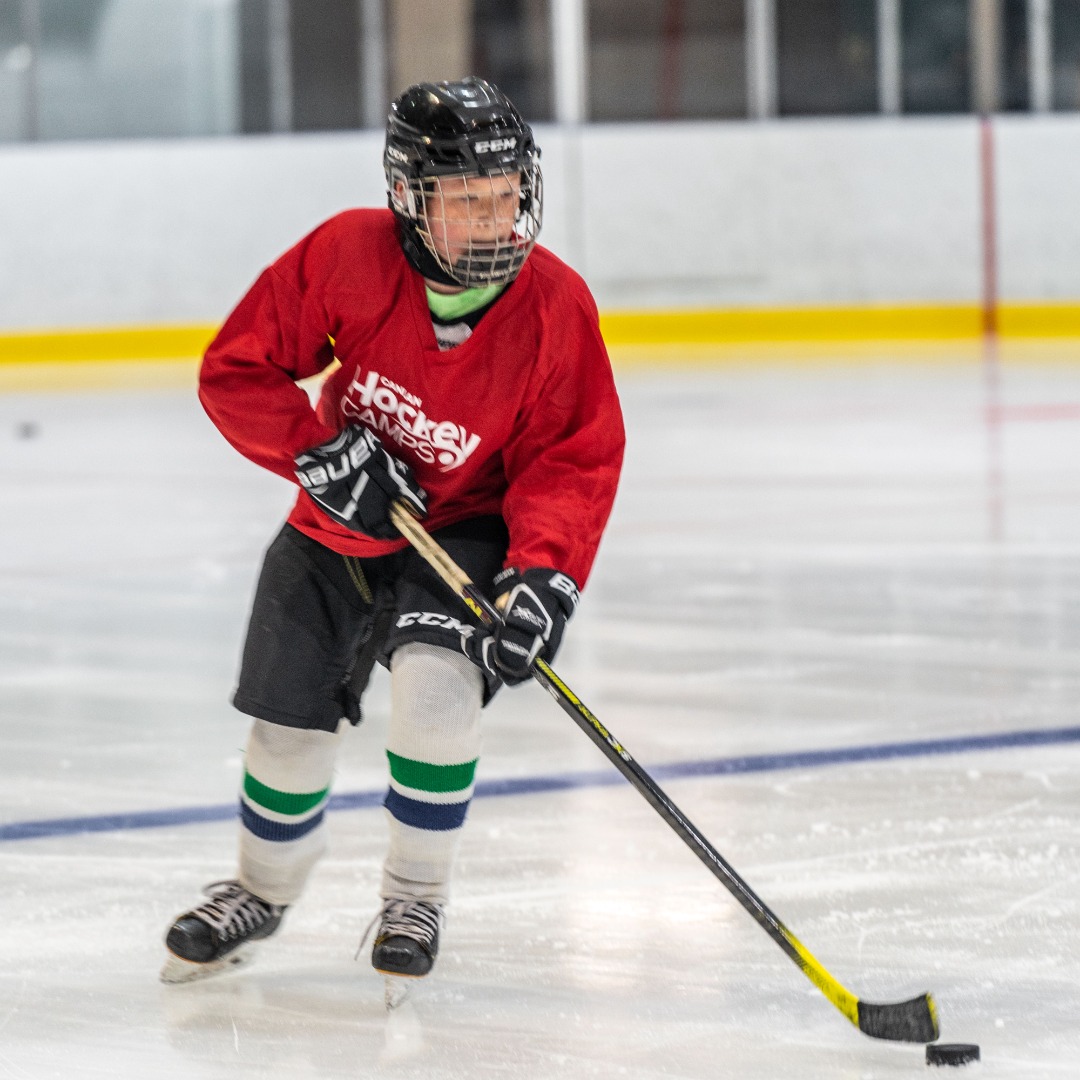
199,209 -> 625,587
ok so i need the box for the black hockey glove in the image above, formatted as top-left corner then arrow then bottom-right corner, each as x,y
294,425 -> 426,540
463,567 -> 580,686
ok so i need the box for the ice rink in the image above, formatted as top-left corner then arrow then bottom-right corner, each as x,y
2,347 -> 1080,1078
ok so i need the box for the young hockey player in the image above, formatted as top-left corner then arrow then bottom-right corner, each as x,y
161,77 -> 625,987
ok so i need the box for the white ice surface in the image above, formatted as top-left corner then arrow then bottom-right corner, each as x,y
2,353 -> 1080,1077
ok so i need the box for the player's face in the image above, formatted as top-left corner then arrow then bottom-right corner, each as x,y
422,172 -> 522,274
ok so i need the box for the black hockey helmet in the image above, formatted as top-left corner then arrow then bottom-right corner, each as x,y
384,77 -> 543,288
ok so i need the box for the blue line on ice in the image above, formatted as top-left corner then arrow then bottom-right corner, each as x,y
3,724 -> 1079,843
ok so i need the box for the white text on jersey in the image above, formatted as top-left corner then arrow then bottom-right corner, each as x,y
341,369 -> 482,472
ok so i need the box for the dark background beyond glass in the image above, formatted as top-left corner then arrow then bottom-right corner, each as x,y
902,0 -> 970,112
239,0 -> 362,132
777,0 -> 877,115
1054,0 -> 1080,108
474,0 -> 553,121
588,0 -> 746,121
1001,0 -> 1030,110
292,0 -> 362,130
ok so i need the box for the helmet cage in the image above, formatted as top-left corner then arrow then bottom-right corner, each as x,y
387,157 -> 542,288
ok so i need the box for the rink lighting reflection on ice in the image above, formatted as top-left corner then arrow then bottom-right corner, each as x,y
3,723 -> 1079,843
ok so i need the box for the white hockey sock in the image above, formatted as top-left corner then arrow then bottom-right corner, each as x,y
238,718 -> 344,906
382,642 -> 483,906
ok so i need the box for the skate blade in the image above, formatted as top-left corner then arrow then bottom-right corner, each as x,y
159,947 -> 253,985
383,974 -> 416,1011
380,993 -> 424,1063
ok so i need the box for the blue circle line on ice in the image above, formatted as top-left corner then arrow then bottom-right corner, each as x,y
3,724 -> 1079,843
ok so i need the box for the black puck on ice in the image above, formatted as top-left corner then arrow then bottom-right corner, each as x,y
926,1043 -> 980,1067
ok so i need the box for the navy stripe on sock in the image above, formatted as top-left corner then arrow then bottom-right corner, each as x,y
240,800 -> 325,842
384,788 -> 470,831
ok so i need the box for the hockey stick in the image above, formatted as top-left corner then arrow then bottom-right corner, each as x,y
389,503 -> 939,1044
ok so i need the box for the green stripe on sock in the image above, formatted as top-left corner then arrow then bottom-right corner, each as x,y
243,772 -> 328,816
386,751 -> 477,793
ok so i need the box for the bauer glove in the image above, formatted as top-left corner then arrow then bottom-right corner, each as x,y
294,425 -> 426,540
464,567 -> 580,686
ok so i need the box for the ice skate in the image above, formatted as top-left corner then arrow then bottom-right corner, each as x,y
160,880 -> 286,984
371,898 -> 443,979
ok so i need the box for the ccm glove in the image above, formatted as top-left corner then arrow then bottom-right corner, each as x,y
294,425 -> 426,539
464,567 -> 580,686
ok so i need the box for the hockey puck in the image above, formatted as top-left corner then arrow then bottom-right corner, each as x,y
926,1043 -> 980,1067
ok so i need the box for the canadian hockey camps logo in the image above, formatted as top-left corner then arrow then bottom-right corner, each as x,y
341,369 -> 481,472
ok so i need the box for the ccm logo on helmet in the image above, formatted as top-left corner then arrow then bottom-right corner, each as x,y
474,137 -> 517,153
386,145 -> 409,163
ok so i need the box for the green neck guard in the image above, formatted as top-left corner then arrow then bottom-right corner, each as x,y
425,282 -> 506,321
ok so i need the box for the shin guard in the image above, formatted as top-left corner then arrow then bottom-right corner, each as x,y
382,642 -> 483,905
238,718 -> 344,906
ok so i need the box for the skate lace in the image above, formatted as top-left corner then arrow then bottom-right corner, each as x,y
379,899 -> 442,945
357,898 -> 443,957
194,880 -> 276,941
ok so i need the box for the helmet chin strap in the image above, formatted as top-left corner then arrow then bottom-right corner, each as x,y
392,211 -> 463,288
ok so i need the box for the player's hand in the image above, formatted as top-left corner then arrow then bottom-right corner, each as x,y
463,567 -> 579,686
294,425 -> 426,539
